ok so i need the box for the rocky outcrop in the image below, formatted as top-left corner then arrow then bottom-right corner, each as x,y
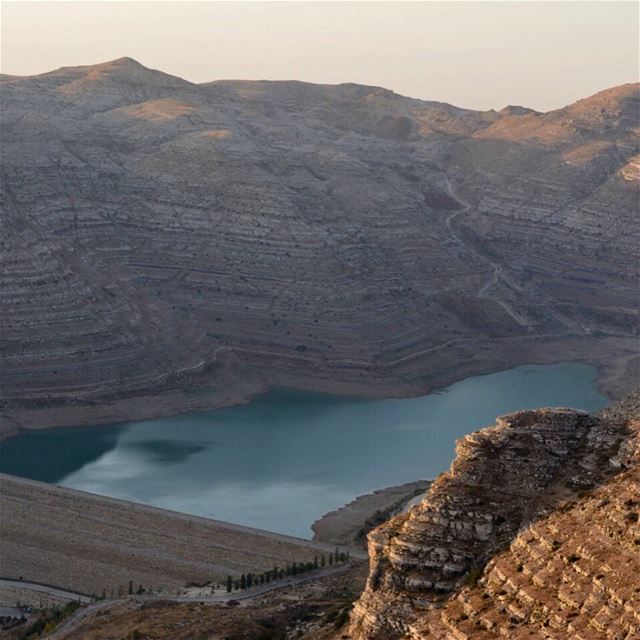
1,60 -> 638,435
349,393 -> 640,639
312,480 -> 431,548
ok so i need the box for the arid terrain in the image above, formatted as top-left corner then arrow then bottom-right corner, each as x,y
0,474 -> 352,597
4,392 -> 637,640
349,391 -> 640,639
1,59 -> 638,439
311,480 -> 431,548
40,564 -> 369,640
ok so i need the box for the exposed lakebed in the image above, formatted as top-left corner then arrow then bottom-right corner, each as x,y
0,363 -> 607,538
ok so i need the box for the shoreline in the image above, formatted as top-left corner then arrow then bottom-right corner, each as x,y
0,470 -> 413,599
311,480 -> 432,548
0,473 -> 365,597
1,333 -> 636,443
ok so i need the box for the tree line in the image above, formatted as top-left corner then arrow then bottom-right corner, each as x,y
226,548 -> 350,593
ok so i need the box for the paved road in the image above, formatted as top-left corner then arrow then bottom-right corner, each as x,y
47,600 -> 114,639
173,561 -> 356,603
12,562 -> 358,638
0,578 -> 92,604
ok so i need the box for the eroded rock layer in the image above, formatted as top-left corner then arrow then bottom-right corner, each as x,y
349,393 -> 640,639
1,59 -> 638,434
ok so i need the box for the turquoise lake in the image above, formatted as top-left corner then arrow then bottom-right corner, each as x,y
0,363 -> 608,538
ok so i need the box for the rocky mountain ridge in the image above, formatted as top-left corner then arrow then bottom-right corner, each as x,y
348,391 -> 640,639
1,59 -> 638,436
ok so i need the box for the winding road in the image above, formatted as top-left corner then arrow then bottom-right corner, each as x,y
7,563 -> 358,639
441,174 -> 532,330
0,578 -> 92,604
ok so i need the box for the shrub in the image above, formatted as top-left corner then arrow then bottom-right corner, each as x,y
465,567 -> 484,586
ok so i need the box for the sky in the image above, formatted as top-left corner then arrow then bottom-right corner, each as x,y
1,1 -> 638,111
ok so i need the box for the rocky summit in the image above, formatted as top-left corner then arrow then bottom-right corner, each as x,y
1,59 -> 638,436
348,391 -> 640,640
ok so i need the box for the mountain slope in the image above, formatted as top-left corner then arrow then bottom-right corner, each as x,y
349,391 -> 640,639
1,60 -> 638,435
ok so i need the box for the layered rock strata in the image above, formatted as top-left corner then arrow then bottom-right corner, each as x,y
349,393 -> 640,639
1,59 -> 638,435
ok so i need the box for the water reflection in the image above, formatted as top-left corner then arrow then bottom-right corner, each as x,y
0,363 -> 608,537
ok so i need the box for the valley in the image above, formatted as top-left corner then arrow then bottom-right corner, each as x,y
1,60 -> 637,440
0,363 -> 607,538
0,57 -> 638,640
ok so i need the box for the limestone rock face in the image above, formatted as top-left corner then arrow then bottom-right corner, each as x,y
1,59 -> 638,434
349,393 -> 640,639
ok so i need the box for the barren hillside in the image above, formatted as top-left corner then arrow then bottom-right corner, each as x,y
1,59 -> 638,436
349,392 -> 640,639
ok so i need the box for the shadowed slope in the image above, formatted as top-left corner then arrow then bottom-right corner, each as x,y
1,60 -> 638,436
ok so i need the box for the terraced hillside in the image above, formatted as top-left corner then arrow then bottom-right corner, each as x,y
419,466 -> 640,639
349,392 -> 640,639
1,59 -> 638,435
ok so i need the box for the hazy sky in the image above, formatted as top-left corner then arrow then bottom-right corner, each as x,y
1,1 -> 638,111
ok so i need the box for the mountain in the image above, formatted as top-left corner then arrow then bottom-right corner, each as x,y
1,59 -> 638,436
349,391 -> 640,639
14,391 -> 639,639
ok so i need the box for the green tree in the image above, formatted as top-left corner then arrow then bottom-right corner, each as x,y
328,553 -> 334,566
226,576 -> 232,593
247,573 -> 253,588
128,580 -> 133,595
321,554 -> 326,567
314,555 -> 319,569
240,574 -> 246,590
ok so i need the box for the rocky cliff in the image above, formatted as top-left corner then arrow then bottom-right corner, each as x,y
1,59 -> 638,435
349,392 -> 640,639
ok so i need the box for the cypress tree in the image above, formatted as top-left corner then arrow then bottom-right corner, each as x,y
247,573 -> 253,588
321,554 -> 326,567
226,576 -> 232,593
240,574 -> 246,590
314,554 -> 319,569
329,553 -> 334,566
128,580 -> 133,595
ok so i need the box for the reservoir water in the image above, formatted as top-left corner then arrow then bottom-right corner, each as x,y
0,363 -> 608,538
